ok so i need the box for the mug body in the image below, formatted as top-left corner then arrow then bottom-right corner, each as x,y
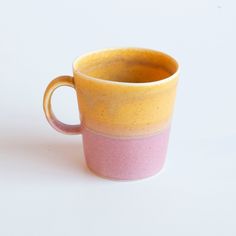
73,48 -> 179,180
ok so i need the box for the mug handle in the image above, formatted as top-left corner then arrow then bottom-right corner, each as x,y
43,76 -> 81,135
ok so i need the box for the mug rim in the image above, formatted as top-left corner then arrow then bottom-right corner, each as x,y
73,47 -> 180,86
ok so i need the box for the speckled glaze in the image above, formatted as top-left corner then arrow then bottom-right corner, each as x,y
43,48 -> 179,180
83,126 -> 170,180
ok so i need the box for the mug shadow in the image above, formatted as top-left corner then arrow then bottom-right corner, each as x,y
0,133 -> 97,181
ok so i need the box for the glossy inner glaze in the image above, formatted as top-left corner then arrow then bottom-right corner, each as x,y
76,49 -> 178,83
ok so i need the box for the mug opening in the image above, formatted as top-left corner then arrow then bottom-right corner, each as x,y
73,48 -> 179,85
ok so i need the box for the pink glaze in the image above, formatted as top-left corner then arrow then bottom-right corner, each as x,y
82,127 -> 170,180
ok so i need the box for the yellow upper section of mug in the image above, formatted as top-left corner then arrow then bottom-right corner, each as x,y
73,48 -> 179,137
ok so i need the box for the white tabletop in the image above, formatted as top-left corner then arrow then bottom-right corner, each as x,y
0,0 -> 236,235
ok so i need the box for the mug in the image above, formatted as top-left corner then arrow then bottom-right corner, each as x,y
43,48 -> 179,180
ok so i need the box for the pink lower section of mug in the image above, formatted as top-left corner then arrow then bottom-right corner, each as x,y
82,127 -> 170,180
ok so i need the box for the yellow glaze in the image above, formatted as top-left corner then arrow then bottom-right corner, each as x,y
73,48 -> 179,136
43,48 -> 179,136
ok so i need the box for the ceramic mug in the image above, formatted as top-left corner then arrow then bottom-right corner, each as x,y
43,48 -> 179,180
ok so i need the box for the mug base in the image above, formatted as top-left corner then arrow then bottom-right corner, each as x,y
87,162 -> 166,181
82,127 -> 170,181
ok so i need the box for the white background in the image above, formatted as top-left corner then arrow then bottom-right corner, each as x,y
0,0 -> 236,235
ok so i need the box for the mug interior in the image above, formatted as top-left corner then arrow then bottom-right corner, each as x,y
74,48 -> 178,83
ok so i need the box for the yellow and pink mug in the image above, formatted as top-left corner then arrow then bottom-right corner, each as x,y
43,48 -> 179,180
